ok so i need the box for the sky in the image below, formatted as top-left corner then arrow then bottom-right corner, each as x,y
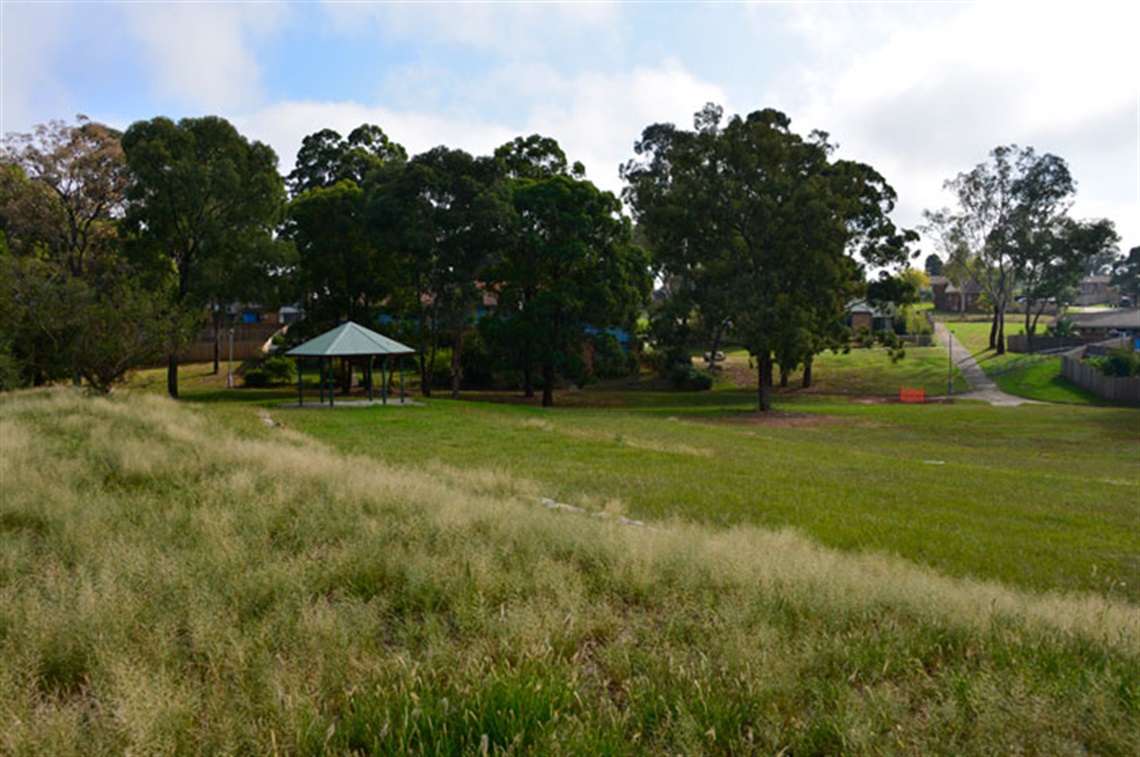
2,0 -> 1138,257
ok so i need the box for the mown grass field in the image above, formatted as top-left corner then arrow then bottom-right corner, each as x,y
1,388 -> 1138,755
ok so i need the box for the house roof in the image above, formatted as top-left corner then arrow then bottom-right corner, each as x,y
285,321 -> 415,358
846,299 -> 893,317
1067,309 -> 1140,330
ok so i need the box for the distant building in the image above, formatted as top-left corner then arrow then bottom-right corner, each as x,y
1074,276 -> 1119,307
930,276 -> 983,313
845,300 -> 894,333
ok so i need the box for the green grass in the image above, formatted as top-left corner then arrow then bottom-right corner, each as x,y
282,394 -> 1140,603
940,314 -> 1120,404
128,362 -> 1139,601
2,389 -> 1137,755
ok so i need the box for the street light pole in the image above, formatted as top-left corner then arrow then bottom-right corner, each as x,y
947,327 -> 953,396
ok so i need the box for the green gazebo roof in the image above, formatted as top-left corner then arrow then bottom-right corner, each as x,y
285,321 -> 414,358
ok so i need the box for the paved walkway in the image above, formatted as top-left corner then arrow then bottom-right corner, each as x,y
932,322 -> 1042,406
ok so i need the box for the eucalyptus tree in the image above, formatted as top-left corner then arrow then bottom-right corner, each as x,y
623,105 -> 914,410
486,135 -> 649,405
288,124 -> 408,197
0,116 -> 169,391
504,173 -> 649,406
373,146 -> 512,397
286,123 -> 407,365
923,145 -> 1084,354
1016,217 -> 1118,350
122,115 -> 286,398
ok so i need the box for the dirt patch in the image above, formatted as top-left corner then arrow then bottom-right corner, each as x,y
715,411 -> 848,428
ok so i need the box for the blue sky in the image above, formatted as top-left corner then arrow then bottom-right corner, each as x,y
2,1 -> 1138,252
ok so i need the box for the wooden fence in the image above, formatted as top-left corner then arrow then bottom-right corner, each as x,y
177,324 -> 285,363
1060,352 -> 1140,405
1006,334 -> 1086,353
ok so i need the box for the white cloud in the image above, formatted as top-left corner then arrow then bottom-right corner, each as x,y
122,2 -> 291,112
232,100 -> 517,177
521,60 -> 731,195
0,2 -> 77,133
236,59 -> 727,201
318,0 -> 620,56
780,2 -> 1140,246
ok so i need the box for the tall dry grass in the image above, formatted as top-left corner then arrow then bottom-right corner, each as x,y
1,388 -> 1136,755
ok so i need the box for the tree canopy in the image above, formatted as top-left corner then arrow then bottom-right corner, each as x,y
122,115 -> 286,397
923,145 -> 1114,354
623,105 -> 914,410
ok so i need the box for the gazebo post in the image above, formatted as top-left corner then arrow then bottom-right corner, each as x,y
399,356 -> 405,402
367,356 -> 374,402
381,357 -> 388,405
327,358 -> 334,407
296,359 -> 303,406
318,359 -> 325,404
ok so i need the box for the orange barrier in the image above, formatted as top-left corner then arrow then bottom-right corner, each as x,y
899,387 -> 926,404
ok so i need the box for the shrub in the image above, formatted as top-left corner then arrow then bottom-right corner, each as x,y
243,355 -> 296,388
590,332 -> 638,379
1099,347 -> 1140,378
669,362 -> 713,391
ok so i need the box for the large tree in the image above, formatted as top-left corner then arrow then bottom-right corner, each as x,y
288,124 -> 407,197
121,116 -> 285,398
491,168 -> 649,407
1016,217 -> 1118,350
380,146 -> 511,398
0,116 -> 167,391
623,105 -> 913,410
1,115 -> 128,276
923,145 -> 1078,354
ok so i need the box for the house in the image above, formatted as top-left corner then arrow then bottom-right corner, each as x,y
1063,309 -> 1140,341
930,276 -> 983,313
1074,276 -> 1119,307
845,300 -> 894,334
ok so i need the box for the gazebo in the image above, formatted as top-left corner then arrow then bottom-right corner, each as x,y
285,321 -> 415,406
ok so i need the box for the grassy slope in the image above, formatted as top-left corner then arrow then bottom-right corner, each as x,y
1,389 -> 1137,756
285,396 -> 1140,603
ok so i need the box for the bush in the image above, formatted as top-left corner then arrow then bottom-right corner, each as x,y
1100,347 -> 1140,378
590,332 -> 638,379
459,335 -> 495,389
669,362 -> 714,391
243,355 -> 295,388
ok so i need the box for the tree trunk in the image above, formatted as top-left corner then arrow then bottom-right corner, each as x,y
211,307 -> 222,375
802,357 -> 813,389
779,363 -> 790,388
522,357 -> 534,398
707,321 -> 726,372
995,304 -> 1006,355
450,328 -> 462,400
167,352 -> 179,399
989,312 -> 999,351
756,352 -> 772,412
541,363 -> 555,407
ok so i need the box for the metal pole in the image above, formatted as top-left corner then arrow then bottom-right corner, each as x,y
297,359 -> 303,406
948,327 -> 953,395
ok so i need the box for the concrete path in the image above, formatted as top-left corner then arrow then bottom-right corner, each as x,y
932,322 -> 1042,406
